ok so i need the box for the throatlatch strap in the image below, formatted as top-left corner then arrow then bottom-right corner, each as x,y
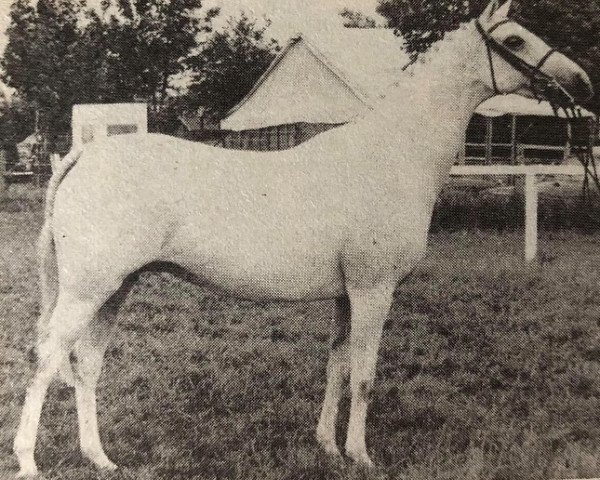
486,43 -> 500,94
476,20 -> 501,94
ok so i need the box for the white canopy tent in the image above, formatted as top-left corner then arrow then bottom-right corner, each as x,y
476,94 -> 594,118
222,29 -> 411,132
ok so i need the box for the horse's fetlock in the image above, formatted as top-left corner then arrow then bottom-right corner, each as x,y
13,436 -> 27,454
357,380 -> 373,401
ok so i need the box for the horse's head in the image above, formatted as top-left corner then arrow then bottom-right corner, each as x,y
476,0 -> 593,104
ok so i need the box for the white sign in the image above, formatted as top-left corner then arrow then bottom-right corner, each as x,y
72,103 -> 148,148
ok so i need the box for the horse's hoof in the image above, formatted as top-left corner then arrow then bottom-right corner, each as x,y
94,458 -> 118,471
346,449 -> 375,468
85,452 -> 118,472
16,466 -> 38,478
99,461 -> 118,472
316,435 -> 342,459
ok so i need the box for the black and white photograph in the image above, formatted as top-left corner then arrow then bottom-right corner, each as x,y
1,0 -> 600,478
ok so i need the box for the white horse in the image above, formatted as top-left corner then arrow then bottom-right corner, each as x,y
13,1 -> 592,476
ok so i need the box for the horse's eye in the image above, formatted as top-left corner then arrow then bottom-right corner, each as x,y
504,35 -> 525,50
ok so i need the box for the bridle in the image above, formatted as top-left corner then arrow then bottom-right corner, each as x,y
477,18 -> 600,221
476,19 -> 576,109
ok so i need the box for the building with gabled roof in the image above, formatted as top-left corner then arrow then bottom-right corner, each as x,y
223,29 -> 410,132
220,29 -> 409,150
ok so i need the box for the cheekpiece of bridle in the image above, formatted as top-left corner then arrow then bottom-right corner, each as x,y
477,18 -> 600,220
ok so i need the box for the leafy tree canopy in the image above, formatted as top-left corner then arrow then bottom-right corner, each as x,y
340,8 -> 380,28
92,0 -> 219,112
1,0 -> 219,136
2,0 -> 91,135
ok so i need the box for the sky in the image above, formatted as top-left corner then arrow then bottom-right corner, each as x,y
0,0 -> 384,52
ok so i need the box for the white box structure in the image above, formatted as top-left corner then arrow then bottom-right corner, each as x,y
72,103 -> 148,148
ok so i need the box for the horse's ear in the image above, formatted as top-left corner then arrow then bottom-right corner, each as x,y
493,0 -> 512,19
480,0 -> 500,21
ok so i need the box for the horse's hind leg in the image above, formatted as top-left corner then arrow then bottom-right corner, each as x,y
71,280 -> 133,471
13,289 -> 110,478
72,325 -> 116,471
316,296 -> 351,457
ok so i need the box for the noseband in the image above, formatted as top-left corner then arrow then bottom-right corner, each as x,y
476,19 -> 576,109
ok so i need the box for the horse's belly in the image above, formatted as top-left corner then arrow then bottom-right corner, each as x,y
163,228 -> 345,301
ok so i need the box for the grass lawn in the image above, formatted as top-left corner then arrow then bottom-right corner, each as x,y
1,186 -> 600,479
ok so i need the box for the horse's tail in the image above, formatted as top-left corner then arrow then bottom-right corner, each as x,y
37,149 -> 82,332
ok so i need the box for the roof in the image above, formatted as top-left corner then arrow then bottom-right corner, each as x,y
298,29 -> 411,101
17,133 -> 37,147
222,29 -> 595,131
222,29 -> 411,130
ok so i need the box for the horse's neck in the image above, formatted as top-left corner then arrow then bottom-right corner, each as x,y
364,23 -> 494,175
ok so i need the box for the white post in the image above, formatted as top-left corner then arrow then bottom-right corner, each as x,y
524,173 -> 538,262
50,153 -> 61,172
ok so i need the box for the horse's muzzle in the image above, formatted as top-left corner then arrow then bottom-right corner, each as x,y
569,71 -> 594,102
544,52 -> 594,103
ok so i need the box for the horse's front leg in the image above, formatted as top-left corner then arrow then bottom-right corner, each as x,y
316,296 -> 351,457
344,283 -> 395,467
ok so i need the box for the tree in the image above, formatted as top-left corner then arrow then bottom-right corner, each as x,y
376,0 -> 486,56
0,94 -> 35,145
340,8 -> 379,28
376,0 -> 600,110
2,0 -> 95,136
95,0 -> 219,113
185,13 -> 279,117
2,0 -> 220,136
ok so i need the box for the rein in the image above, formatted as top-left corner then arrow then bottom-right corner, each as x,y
477,19 -> 600,219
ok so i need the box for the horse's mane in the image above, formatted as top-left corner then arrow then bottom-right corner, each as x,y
403,21 -> 478,78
